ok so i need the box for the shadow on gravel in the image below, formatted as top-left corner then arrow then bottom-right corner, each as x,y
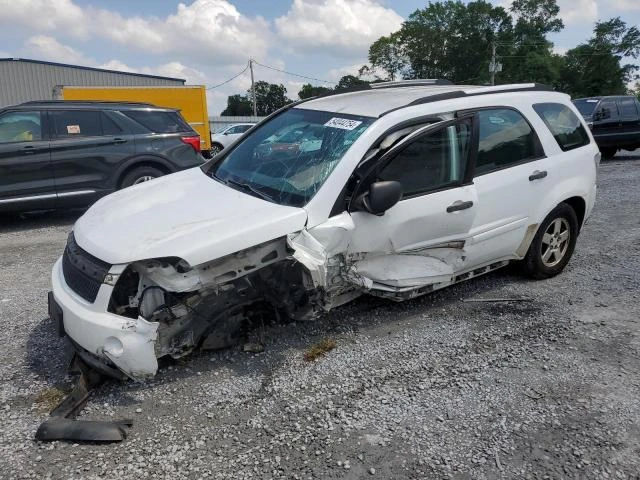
0,209 -> 84,234
25,317 -> 71,383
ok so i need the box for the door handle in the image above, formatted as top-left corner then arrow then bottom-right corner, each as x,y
113,138 -> 127,144
446,200 -> 474,213
529,170 -> 547,181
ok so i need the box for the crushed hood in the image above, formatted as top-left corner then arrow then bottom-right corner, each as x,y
73,168 -> 308,266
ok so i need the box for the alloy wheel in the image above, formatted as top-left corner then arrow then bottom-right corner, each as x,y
540,218 -> 570,267
132,175 -> 155,185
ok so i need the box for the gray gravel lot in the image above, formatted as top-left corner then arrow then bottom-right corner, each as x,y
1,154 -> 639,479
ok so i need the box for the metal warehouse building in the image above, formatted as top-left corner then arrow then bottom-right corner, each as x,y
0,58 -> 185,108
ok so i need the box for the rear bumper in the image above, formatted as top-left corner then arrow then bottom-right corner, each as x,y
51,257 -> 159,380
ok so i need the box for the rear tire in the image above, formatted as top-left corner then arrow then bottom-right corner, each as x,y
600,147 -> 616,159
120,166 -> 164,189
522,203 -> 579,279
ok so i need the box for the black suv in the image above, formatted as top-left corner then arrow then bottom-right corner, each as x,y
0,101 -> 203,213
573,95 -> 640,158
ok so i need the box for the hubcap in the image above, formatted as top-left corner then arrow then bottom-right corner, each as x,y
540,218 -> 570,267
133,175 -> 155,185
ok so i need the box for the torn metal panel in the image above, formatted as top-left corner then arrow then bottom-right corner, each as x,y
133,240 -> 289,293
349,254 -> 454,288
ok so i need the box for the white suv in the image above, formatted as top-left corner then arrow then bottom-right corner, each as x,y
49,82 -> 598,380
210,123 -> 254,155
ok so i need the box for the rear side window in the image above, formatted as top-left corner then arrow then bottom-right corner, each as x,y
101,113 -> 123,135
475,108 -> 540,175
0,111 -> 41,143
619,97 -> 639,120
123,110 -> 191,134
596,99 -> 618,121
50,110 -> 101,138
533,103 -> 590,152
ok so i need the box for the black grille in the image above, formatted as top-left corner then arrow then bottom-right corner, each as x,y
62,233 -> 111,303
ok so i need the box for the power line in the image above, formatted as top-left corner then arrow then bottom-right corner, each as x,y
251,60 -> 337,85
205,63 -> 250,90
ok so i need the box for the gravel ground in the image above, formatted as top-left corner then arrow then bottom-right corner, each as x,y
0,154 -> 639,479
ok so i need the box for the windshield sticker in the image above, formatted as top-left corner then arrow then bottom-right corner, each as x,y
324,117 -> 363,131
67,125 -> 80,134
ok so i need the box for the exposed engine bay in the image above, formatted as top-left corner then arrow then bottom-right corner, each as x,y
106,238 -> 356,367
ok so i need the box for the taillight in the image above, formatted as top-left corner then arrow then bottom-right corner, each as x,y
181,135 -> 201,153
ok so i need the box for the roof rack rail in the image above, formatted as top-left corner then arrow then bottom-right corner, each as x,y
19,100 -> 157,107
380,83 -> 555,117
370,79 -> 453,89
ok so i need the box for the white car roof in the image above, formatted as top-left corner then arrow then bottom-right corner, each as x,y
298,83 -> 550,118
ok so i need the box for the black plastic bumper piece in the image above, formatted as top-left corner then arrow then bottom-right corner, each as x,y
35,355 -> 132,443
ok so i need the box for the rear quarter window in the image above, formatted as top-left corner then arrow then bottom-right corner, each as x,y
533,103 -> 590,152
123,110 -> 192,134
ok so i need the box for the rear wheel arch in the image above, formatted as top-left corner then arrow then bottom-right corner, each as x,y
116,157 -> 172,189
562,196 -> 586,231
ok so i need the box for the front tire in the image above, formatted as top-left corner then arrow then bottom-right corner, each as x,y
522,203 -> 579,279
120,166 -> 164,189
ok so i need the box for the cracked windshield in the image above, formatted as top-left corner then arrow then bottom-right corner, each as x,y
206,108 -> 374,207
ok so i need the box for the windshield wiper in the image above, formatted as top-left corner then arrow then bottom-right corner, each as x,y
224,177 -> 275,202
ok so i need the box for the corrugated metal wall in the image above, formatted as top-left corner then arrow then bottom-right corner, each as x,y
0,60 -> 184,107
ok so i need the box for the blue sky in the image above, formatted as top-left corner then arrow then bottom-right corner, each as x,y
0,0 -> 638,114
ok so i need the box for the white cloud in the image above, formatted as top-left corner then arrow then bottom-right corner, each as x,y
95,59 -> 208,85
612,0 -> 640,11
0,0 -> 87,38
89,0 -> 270,63
552,45 -> 569,56
275,0 -> 403,57
96,60 -> 139,73
558,0 -> 598,25
24,35 -> 92,65
0,0 -> 271,63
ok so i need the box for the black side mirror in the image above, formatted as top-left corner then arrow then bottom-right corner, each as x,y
354,181 -> 403,215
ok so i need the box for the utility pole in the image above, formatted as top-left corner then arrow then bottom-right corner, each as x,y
490,42 -> 496,86
249,59 -> 257,116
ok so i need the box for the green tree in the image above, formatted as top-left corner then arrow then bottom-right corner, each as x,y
335,75 -> 370,91
499,0 -> 564,85
368,32 -> 407,81
221,94 -> 252,116
247,81 -> 292,116
560,18 -> 640,97
366,1 -> 512,84
298,83 -> 332,99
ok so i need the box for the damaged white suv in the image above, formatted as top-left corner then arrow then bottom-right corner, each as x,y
49,81 -> 598,380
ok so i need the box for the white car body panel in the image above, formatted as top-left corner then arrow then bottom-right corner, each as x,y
51,84 -> 599,379
210,124 -> 254,150
73,168 -> 308,266
52,259 -> 159,379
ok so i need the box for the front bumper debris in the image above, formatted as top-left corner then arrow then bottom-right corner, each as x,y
35,355 -> 132,443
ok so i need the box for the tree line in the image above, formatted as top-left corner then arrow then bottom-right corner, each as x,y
221,0 -> 640,116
